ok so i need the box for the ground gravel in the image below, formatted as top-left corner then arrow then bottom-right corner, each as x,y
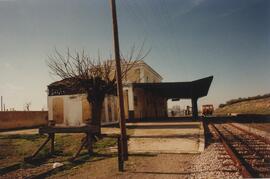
188,142 -> 242,179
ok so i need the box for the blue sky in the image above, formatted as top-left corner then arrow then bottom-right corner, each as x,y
0,0 -> 269,110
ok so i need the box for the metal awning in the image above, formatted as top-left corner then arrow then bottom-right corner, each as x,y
132,76 -> 213,99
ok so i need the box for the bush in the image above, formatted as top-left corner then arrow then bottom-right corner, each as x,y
219,104 -> 226,108
219,93 -> 270,108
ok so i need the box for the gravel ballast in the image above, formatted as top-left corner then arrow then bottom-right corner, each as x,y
189,142 -> 241,179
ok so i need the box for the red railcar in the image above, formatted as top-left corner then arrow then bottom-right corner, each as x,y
202,104 -> 214,116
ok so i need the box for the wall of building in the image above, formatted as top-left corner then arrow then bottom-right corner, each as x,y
142,66 -> 162,83
47,61 -> 164,122
48,94 -> 119,126
143,90 -> 167,118
123,67 -> 141,83
132,88 -> 167,119
0,111 -> 48,131
122,61 -> 162,84
48,94 -> 85,126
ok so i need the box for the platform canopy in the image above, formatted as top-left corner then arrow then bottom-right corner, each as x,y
132,76 -> 213,99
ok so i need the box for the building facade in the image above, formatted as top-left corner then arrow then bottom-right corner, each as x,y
47,61 -> 167,126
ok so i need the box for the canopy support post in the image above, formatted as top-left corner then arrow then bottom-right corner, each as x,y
192,97 -> 198,120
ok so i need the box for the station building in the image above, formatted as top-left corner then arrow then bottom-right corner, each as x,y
47,61 -> 213,126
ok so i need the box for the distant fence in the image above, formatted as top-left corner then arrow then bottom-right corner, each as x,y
0,111 -> 48,131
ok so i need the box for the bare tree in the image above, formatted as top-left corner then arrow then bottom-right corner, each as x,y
47,47 -> 149,134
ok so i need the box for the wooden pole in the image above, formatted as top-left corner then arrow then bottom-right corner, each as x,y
110,0 -> 128,161
1,96 -> 2,111
117,136 -> 124,171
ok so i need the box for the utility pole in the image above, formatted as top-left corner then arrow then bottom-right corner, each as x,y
1,96 -> 2,111
110,0 -> 128,161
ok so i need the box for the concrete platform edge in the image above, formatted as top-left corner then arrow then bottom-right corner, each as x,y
198,121 -> 205,152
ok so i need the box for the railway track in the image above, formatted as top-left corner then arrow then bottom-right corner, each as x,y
209,122 -> 270,178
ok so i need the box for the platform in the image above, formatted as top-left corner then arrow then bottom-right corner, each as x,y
126,121 -> 205,154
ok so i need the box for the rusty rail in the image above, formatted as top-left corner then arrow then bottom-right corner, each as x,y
210,123 -> 255,178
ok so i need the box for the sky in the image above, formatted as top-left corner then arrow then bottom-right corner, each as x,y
0,0 -> 269,110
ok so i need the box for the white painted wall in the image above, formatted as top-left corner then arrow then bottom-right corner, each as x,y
140,66 -> 145,82
48,94 -> 119,126
48,94 -> 84,126
123,86 -> 134,111
64,95 -> 83,126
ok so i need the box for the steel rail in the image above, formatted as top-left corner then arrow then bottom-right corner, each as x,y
228,123 -> 270,145
222,124 -> 268,160
210,123 -> 254,178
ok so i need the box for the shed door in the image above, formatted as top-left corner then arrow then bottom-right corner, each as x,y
52,97 -> 64,124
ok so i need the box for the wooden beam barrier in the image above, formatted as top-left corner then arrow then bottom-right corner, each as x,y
25,125 -> 98,161
70,137 -> 87,161
24,135 -> 51,161
26,125 -> 127,172
39,125 -> 98,134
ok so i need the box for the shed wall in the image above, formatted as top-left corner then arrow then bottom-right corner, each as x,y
48,94 -> 119,126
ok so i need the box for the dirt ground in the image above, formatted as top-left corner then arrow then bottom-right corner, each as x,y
50,121 -> 202,178
0,121 -> 202,178
2,120 -> 268,178
50,154 -> 196,179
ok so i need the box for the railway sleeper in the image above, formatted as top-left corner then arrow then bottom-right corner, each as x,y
237,151 -> 254,155
211,124 -> 257,178
223,126 -> 263,142
222,126 -> 270,177
243,155 -> 261,160
256,167 -> 270,173
252,145 -> 268,148
252,147 -> 270,151
222,127 -> 267,160
232,146 -> 249,151
253,162 -> 270,167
